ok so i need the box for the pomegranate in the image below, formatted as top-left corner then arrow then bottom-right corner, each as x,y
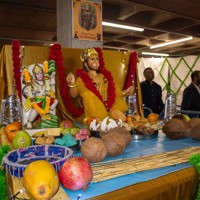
58,157 -> 93,191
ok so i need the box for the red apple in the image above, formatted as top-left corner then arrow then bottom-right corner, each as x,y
59,120 -> 73,128
58,157 -> 93,191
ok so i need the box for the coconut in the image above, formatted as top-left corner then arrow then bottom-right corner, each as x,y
107,127 -> 132,147
188,118 -> 200,128
189,126 -> 200,140
172,114 -> 190,128
102,132 -> 125,156
81,137 -> 107,163
162,118 -> 187,139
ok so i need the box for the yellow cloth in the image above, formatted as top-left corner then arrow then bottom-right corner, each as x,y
0,46 -> 144,121
76,76 -> 128,120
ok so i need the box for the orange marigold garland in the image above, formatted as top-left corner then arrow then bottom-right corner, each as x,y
43,61 -> 48,74
44,97 -> 50,113
32,102 -> 45,115
31,97 -> 50,115
23,68 -> 31,83
12,39 -> 22,100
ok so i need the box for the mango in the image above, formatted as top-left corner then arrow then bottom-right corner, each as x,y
23,160 -> 59,200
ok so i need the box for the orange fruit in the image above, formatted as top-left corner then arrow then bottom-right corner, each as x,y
126,116 -> 133,123
5,124 -> 19,143
148,113 -> 159,122
12,121 -> 22,130
87,118 -> 96,127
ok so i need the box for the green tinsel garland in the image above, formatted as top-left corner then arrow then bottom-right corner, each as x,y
0,145 -> 11,200
189,154 -> 200,200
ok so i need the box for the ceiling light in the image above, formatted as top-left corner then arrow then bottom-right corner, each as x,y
150,36 -> 193,49
142,52 -> 169,57
102,21 -> 144,32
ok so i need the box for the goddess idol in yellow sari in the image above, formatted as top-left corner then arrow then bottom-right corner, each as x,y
66,48 -> 134,122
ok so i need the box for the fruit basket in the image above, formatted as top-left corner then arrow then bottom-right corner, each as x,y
2,145 -> 73,178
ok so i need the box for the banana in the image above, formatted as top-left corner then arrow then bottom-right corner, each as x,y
32,131 -> 46,138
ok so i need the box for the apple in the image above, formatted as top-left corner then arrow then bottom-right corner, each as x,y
59,120 -> 73,128
12,130 -> 32,149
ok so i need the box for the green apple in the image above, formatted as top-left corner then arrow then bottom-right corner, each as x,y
12,130 -> 32,149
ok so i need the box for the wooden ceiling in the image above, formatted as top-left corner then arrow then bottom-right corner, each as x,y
0,0 -> 200,56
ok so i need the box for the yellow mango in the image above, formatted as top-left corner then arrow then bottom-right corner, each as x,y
23,160 -> 59,200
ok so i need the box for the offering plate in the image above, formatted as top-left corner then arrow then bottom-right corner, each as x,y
131,129 -> 158,140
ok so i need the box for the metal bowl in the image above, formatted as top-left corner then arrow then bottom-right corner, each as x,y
131,129 -> 158,140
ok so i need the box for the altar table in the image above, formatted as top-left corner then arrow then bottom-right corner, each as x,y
65,132 -> 199,200
1,130 -> 199,200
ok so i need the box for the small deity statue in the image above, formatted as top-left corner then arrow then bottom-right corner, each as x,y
66,48 -> 134,122
22,60 -> 58,129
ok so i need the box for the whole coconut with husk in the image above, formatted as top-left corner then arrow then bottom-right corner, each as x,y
173,114 -> 190,129
162,118 -> 187,139
81,137 -> 107,163
188,126 -> 200,140
107,127 -> 132,147
188,118 -> 200,128
102,132 -> 125,156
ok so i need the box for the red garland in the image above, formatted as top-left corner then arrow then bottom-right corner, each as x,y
124,51 -> 138,90
95,47 -> 116,109
49,44 -> 83,117
12,39 -> 22,100
76,68 -> 115,111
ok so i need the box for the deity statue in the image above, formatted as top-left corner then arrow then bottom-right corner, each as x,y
22,60 -> 58,129
66,48 -> 134,122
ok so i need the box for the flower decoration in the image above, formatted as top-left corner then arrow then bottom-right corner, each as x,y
12,39 -> 22,100
23,68 -> 31,83
43,61 -> 49,74
49,43 -> 84,117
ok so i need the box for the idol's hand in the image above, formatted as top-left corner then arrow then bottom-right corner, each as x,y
66,73 -> 75,85
123,86 -> 134,96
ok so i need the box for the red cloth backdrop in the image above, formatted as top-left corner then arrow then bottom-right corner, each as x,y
123,51 -> 138,90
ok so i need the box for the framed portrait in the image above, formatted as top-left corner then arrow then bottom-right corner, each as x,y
72,0 -> 102,41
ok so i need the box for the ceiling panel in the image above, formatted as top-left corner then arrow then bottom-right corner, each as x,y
0,0 -> 199,57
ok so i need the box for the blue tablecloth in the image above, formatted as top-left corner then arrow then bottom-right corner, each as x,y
63,133 -> 200,200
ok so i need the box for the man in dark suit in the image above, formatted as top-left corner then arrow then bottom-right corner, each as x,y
141,68 -> 164,115
181,70 -> 200,116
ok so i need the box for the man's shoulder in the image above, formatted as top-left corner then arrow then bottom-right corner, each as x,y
152,81 -> 162,88
183,83 -> 195,93
185,83 -> 195,89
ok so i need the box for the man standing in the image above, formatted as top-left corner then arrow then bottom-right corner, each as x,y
141,67 -> 164,115
181,70 -> 200,113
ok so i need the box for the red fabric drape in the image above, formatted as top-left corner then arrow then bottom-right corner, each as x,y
123,52 -> 138,90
